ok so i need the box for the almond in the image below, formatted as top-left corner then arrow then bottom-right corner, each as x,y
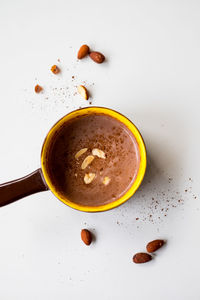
103,176 -> 110,185
81,155 -> 94,169
75,148 -> 88,159
146,239 -> 165,253
35,84 -> 43,93
92,148 -> 106,159
81,229 -> 92,245
51,65 -> 60,74
89,51 -> 105,64
77,44 -> 90,59
77,85 -> 89,100
133,253 -> 152,264
84,173 -> 96,184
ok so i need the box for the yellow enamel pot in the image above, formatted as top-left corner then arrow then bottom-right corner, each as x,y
0,107 -> 146,212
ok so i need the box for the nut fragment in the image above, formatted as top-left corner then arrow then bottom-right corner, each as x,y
103,176 -> 110,185
75,148 -> 88,159
51,65 -> 60,74
77,44 -> 90,59
35,84 -> 43,93
92,148 -> 106,159
84,173 -> 96,184
77,85 -> 89,100
81,155 -> 94,169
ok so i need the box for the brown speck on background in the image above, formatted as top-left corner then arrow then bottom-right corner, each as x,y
136,218 -> 139,220
185,190 -> 188,192
57,58 -> 60,62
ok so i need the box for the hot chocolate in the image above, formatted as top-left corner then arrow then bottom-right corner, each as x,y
47,113 -> 140,206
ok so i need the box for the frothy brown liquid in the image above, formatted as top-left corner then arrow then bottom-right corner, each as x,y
47,114 -> 140,206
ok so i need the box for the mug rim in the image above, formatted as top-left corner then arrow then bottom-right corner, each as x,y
41,107 -> 147,212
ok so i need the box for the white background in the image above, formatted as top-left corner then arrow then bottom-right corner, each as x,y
0,0 -> 200,299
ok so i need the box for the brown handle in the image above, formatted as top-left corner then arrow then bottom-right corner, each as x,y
0,169 -> 49,207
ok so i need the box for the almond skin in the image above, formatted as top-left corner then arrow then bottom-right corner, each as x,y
133,253 -> 152,264
81,229 -> 92,245
77,44 -> 90,59
89,51 -> 105,64
146,239 -> 165,253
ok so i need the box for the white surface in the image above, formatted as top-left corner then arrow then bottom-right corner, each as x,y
0,0 -> 200,299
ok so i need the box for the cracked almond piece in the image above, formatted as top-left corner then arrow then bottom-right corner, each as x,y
92,148 -> 106,159
75,148 -> 88,159
84,173 -> 96,184
77,85 -> 89,100
35,84 -> 43,93
103,176 -> 110,185
81,155 -> 94,169
51,65 -> 60,74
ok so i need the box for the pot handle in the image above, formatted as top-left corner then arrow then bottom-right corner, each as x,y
0,169 -> 49,207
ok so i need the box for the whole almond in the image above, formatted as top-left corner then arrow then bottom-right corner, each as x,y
146,239 -> 165,253
89,51 -> 105,64
81,229 -> 92,245
77,44 -> 90,59
133,253 -> 152,264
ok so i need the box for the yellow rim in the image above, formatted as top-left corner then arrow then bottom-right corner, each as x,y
41,107 -> 147,212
